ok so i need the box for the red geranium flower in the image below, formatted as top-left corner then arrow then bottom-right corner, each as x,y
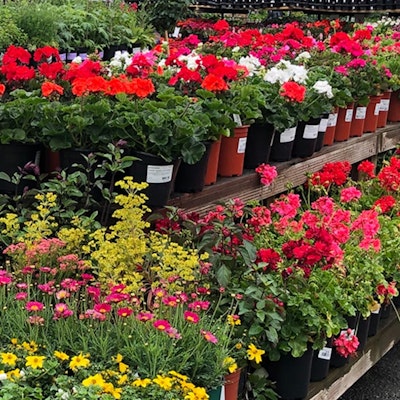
280,81 -> 306,102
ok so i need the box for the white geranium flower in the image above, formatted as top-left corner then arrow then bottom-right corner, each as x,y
178,52 -> 200,70
313,80 -> 334,98
72,56 -> 82,64
295,51 -> 311,61
0,373 -> 7,380
239,55 -> 261,76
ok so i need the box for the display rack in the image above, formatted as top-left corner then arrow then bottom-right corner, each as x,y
168,123 -> 400,215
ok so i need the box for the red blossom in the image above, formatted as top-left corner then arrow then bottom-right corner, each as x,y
280,81 -> 306,102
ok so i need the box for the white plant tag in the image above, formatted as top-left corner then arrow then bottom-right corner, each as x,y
146,165 -> 174,184
319,118 -> 328,133
371,307 -> 380,314
327,113 -> 338,127
237,137 -> 247,154
374,102 -> 381,116
172,27 -> 181,38
380,99 -> 390,112
280,127 -> 296,143
303,124 -> 319,139
345,109 -> 353,122
355,107 -> 366,120
318,347 -> 332,361
233,114 -> 242,126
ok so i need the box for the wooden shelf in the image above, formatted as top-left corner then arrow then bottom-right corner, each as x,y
307,310 -> 400,400
167,123 -> 400,215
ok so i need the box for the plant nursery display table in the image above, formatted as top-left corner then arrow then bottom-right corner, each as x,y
168,123 -> 400,215
306,309 -> 400,400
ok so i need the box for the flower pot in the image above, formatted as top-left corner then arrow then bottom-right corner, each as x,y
174,141 -> 212,193
244,123 -> 275,169
208,385 -> 223,400
334,103 -> 354,142
315,113 -> 329,152
377,91 -> 392,128
292,117 -> 321,158
129,151 -> 180,208
350,104 -> 366,137
218,125 -> 249,177
59,148 -> 95,173
41,148 -> 60,173
368,306 -> 381,337
363,95 -> 382,133
330,348 -> 349,368
323,108 -> 338,146
264,346 -> 314,400
388,89 -> 400,122
224,368 -> 241,400
204,138 -> 221,186
310,337 -> 333,382
380,303 -> 391,320
0,143 -> 41,195
270,125 -> 297,162
355,314 -> 371,352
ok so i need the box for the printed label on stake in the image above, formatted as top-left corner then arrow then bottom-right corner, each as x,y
355,107 -> 367,120
371,307 -> 380,314
318,347 -> 332,361
319,118 -> 328,133
374,102 -> 381,116
233,114 -> 242,126
146,165 -> 174,184
280,127 -> 296,143
328,113 -> 338,127
345,109 -> 353,122
380,99 -> 390,112
303,124 -> 319,139
237,137 -> 247,154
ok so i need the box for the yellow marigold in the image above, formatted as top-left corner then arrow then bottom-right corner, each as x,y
69,353 -> 90,371
118,362 -> 129,374
132,378 -> 152,387
103,382 -> 122,399
153,375 -> 173,391
223,357 -> 238,373
168,370 -> 189,381
247,343 -> 265,364
1,352 -> 18,367
117,374 -> 128,386
22,341 -> 38,353
25,355 -> 45,369
185,386 -> 209,400
54,350 -> 69,361
82,373 -> 106,387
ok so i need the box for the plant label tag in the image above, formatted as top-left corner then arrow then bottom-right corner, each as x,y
345,109 -> 353,122
146,165 -> 174,184
374,102 -> 381,116
355,107 -> 366,120
327,113 -> 338,127
237,137 -> 247,154
172,27 -> 181,38
280,127 -> 296,143
380,99 -> 390,112
318,347 -> 332,361
371,307 -> 380,314
319,118 -> 328,133
303,124 -> 319,139
233,114 -> 242,126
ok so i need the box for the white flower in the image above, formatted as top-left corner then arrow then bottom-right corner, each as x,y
296,51 -> 311,61
239,55 -> 261,76
72,56 -> 82,64
178,52 -> 201,70
0,373 -> 7,381
264,60 -> 308,84
313,80 -> 334,98
232,46 -> 241,53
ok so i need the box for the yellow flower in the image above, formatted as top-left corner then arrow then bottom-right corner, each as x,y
132,378 -> 152,387
82,373 -> 106,387
153,375 -> 173,391
223,357 -> 238,374
69,353 -> 90,371
118,362 -> 129,374
113,354 -> 124,363
25,355 -> 45,369
184,386 -> 209,400
10,339 -> 18,346
54,351 -> 69,361
103,382 -> 122,399
168,370 -> 188,381
7,368 -> 21,381
227,315 -> 241,326
1,352 -> 18,367
117,374 -> 128,385
22,341 -> 38,353
247,343 -> 265,364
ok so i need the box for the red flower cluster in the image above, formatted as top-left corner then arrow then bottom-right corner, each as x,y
308,161 -> 351,188
280,81 -> 306,102
333,328 -> 359,358
377,156 -> 400,192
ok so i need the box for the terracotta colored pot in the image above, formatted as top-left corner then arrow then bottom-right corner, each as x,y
377,91 -> 392,128
350,104 -> 366,137
224,368 -> 241,400
323,108 -> 338,146
204,138 -> 221,186
218,125 -> 249,177
363,95 -> 382,133
388,89 -> 400,122
334,103 -> 354,142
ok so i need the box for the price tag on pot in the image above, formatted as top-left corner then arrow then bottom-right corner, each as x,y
318,347 -> 332,361
319,118 -> 328,133
280,127 -> 296,143
237,137 -> 247,154
146,165 -> 174,184
303,124 -> 319,139
345,109 -> 353,122
380,99 -> 390,112
374,102 -> 381,116
327,113 -> 338,127
355,107 -> 366,120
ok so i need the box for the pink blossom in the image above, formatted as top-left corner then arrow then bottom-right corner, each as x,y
201,330 -> 218,344
153,319 -> 171,331
340,187 -> 362,203
136,312 -> 155,321
255,163 -> 278,187
15,292 -> 28,301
